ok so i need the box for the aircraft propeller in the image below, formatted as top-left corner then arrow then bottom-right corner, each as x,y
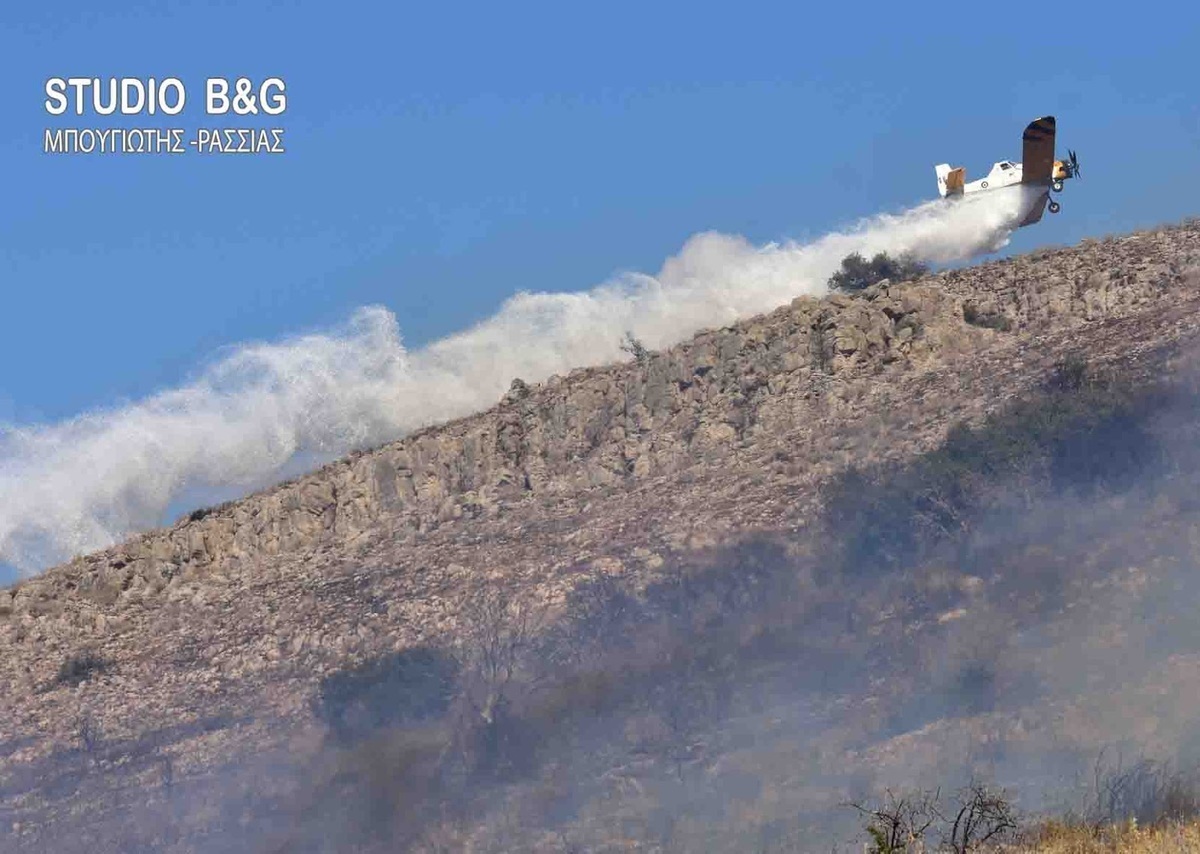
1067,149 -> 1081,179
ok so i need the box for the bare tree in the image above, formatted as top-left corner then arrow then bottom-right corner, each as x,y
449,585 -> 548,774
1087,751 -> 1200,827
159,752 -> 175,796
556,571 -> 639,666
848,788 -> 939,853
943,782 -> 1018,853
75,713 -> 104,768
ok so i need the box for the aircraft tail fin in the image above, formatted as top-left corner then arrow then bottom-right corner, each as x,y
935,164 -> 965,197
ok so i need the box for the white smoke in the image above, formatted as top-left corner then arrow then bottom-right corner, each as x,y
0,189 -> 1025,575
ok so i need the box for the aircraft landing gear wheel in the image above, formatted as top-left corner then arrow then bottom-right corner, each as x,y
1048,200 -> 1061,214
1052,180 -> 1064,192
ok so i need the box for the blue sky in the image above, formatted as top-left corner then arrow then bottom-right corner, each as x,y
1,3 -> 1198,421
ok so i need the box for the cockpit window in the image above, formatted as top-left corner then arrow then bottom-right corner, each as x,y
999,162 -> 1012,170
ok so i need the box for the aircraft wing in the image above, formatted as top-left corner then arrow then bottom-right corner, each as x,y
1021,116 -> 1056,185
1019,191 -> 1048,227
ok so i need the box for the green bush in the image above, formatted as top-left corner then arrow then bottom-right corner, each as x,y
962,302 -> 1013,331
57,650 -> 109,686
315,646 -> 460,743
620,332 -> 650,364
828,251 -> 929,292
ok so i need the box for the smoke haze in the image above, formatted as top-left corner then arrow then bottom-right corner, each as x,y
0,190 -> 1025,574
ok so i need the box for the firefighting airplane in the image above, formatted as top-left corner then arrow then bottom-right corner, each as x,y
935,116 -> 1080,227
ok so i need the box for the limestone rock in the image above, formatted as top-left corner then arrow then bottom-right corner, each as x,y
1,223 -> 1199,843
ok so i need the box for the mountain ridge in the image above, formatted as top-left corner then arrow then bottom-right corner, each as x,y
3,219 -> 1200,851
10,223 -> 1199,598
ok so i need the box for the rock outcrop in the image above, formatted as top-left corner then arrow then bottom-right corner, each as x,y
20,225 -> 1200,607
2,221 -> 1200,850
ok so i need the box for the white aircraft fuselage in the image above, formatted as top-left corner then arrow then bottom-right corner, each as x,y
933,116 -> 1076,228
962,160 -> 1024,194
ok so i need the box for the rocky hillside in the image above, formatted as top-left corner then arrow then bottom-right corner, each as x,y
3,221 -> 1200,852
15,225 -> 1199,590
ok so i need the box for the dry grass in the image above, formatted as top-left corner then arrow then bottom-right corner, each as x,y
1009,820 -> 1200,853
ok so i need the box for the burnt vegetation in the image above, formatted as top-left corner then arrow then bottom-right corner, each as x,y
1083,754 -> 1200,828
849,782 -> 1019,853
16,353 -> 1200,852
314,646 -> 460,743
823,354 -> 1164,577
259,355 -> 1200,851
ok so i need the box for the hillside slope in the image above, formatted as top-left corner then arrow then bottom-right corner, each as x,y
3,221 -> 1200,851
